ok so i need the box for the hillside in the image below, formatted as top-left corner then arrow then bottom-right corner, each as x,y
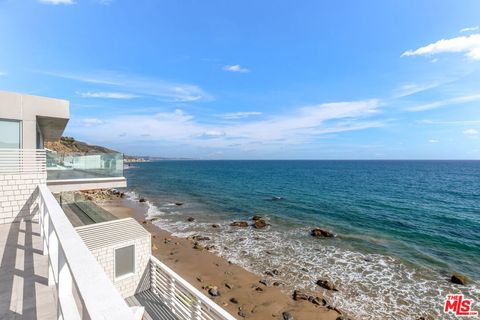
45,137 -> 148,162
45,137 -> 118,154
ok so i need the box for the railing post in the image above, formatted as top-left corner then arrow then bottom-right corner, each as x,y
150,259 -> 157,294
192,298 -> 202,320
58,247 -> 78,320
48,224 -> 58,286
169,277 -> 176,315
58,248 -> 67,320
39,195 -> 43,237
42,201 -> 49,256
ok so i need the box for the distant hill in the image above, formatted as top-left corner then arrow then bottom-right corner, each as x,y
45,137 -> 118,154
45,137 -> 187,161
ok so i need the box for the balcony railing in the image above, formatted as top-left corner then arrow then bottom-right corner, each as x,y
38,184 -> 134,319
0,148 -> 46,174
150,256 -> 236,320
46,150 -> 124,181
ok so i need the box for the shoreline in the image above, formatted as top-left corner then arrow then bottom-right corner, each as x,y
97,197 -> 345,320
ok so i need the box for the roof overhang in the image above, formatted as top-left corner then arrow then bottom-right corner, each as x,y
37,116 -> 69,142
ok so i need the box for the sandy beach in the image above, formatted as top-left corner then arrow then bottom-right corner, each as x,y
97,197 -> 346,320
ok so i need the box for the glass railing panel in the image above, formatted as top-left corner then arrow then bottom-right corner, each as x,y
46,150 -> 124,180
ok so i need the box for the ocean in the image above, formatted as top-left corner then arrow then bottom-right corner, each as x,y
123,160 -> 480,319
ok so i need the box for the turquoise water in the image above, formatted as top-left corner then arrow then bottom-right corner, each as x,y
124,160 -> 480,319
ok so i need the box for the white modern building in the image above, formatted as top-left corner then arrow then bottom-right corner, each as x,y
0,91 -> 236,320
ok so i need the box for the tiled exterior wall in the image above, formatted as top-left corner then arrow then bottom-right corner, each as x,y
90,236 -> 151,298
0,173 -> 46,224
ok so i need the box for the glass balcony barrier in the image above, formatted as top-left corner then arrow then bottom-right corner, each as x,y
46,150 -> 124,181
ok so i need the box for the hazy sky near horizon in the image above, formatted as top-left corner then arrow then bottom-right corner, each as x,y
1,0 -> 480,159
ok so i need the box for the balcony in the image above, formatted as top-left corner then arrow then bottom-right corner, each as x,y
46,150 -> 127,192
0,149 -> 236,319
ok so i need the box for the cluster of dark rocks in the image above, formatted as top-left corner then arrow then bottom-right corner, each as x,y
81,189 -> 125,201
292,290 -> 327,306
265,269 -> 280,277
189,235 -> 210,241
230,216 -> 269,229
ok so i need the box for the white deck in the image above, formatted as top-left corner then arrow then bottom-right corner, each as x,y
0,221 -> 57,319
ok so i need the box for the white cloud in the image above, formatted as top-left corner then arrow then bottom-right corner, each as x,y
201,130 -> 226,138
223,65 -> 250,73
220,112 -> 262,119
393,82 -> 440,98
407,93 -> 480,112
82,118 -> 104,127
77,91 -> 140,99
39,0 -> 75,4
41,70 -> 211,102
69,99 -> 384,149
0,71 -> 7,76
429,139 -> 439,143
463,128 -> 479,137
420,119 -> 480,126
460,26 -> 479,33
402,34 -> 480,60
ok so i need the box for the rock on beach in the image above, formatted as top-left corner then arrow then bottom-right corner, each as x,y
311,228 -> 334,238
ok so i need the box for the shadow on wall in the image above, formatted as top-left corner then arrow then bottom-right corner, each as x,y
136,262 -> 151,294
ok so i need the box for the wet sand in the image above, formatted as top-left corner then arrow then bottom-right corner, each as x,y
98,198 -> 345,320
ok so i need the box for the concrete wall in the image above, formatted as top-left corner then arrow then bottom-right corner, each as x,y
89,237 -> 151,298
0,172 -> 46,224
0,91 -> 69,148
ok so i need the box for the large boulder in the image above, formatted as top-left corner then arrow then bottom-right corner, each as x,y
282,312 -> 294,320
208,286 -> 220,296
311,228 -> 334,238
451,273 -> 467,285
316,279 -> 337,291
230,221 -> 249,227
254,219 -> 268,229
292,290 -> 309,301
193,243 -> 204,250
309,296 -> 326,306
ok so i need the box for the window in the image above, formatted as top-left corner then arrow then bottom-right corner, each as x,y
115,245 -> 135,279
0,119 -> 20,148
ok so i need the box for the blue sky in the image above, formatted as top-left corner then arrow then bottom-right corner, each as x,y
1,0 -> 480,159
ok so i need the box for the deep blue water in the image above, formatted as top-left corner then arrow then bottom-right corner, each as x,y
124,160 -> 480,319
